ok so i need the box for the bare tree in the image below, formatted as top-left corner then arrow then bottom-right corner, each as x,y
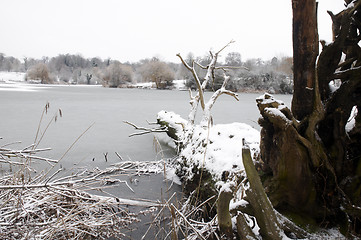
137,59 -> 175,89
225,51 -> 242,66
26,63 -> 52,83
102,62 -> 134,88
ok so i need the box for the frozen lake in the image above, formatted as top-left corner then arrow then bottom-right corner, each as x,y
0,84 -> 291,166
0,83 -> 293,190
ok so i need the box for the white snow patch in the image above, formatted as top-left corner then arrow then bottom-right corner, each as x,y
265,107 -> 292,123
0,71 -> 48,92
219,181 -> 236,194
172,79 -> 187,90
346,106 -> 358,133
256,93 -> 285,105
0,71 -> 26,82
133,82 -> 155,89
347,0 -> 356,9
231,213 -> 260,237
329,79 -> 341,93
229,199 -> 249,211
132,79 -> 186,90
165,167 -> 182,185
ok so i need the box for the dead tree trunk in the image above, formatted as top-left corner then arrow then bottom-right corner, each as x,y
259,0 -> 361,236
291,0 -> 319,120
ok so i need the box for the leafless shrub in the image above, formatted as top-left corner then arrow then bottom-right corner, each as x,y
26,63 -> 53,84
102,62 -> 134,88
138,59 -> 175,89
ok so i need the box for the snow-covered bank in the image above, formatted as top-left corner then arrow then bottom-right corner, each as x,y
133,79 -> 187,90
0,71 -> 188,91
0,71 -> 26,83
0,71 -> 39,92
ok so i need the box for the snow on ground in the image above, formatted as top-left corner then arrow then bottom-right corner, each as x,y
172,79 -> 187,90
0,83 -> 39,92
133,80 -> 186,90
0,72 -> 187,92
0,71 -> 40,92
133,81 -> 156,89
0,71 -> 26,82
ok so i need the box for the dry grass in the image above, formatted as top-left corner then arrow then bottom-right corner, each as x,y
0,141 -> 171,239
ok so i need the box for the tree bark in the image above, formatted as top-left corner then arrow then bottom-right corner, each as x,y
217,187 -> 233,238
291,0 -> 318,120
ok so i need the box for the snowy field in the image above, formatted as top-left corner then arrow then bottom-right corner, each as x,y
0,71 -> 25,82
0,71 -> 39,92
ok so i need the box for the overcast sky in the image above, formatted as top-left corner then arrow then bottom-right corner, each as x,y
0,0 -> 345,63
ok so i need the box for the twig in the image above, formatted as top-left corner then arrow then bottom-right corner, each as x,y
170,203 -> 207,240
115,152 -> 123,161
141,192 -> 177,240
124,120 -> 167,137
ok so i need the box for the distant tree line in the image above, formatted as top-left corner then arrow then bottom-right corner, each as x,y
0,52 -> 293,93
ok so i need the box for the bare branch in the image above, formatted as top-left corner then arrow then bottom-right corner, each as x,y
200,74 -> 239,125
177,53 -> 206,111
216,40 -> 235,55
124,120 -> 168,137
194,61 -> 208,70
176,53 -> 193,71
